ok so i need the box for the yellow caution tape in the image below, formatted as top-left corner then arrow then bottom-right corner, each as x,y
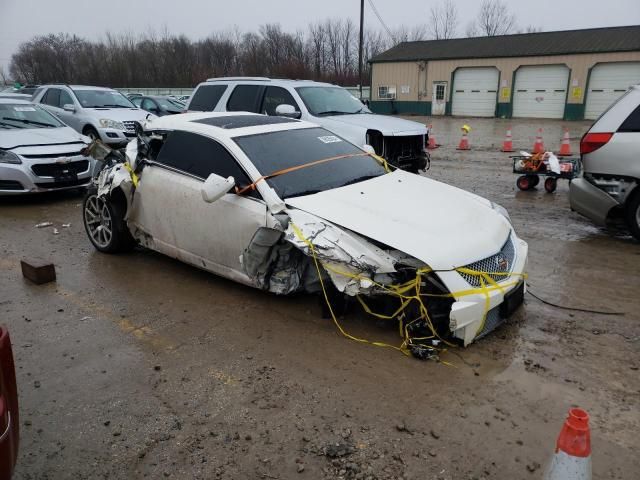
290,221 -> 527,359
123,162 -> 139,188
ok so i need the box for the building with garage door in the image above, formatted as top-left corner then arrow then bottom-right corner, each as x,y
368,25 -> 640,120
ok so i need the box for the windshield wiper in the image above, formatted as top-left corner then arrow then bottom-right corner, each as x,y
2,117 -> 56,128
101,104 -> 129,108
315,110 -> 351,116
0,121 -> 23,129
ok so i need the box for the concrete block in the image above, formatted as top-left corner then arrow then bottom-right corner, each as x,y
20,259 -> 56,285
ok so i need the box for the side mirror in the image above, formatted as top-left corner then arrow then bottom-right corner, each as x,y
362,144 -> 376,155
201,173 -> 235,203
275,104 -> 301,119
63,104 -> 75,112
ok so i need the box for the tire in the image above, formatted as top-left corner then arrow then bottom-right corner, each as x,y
625,191 -> 640,241
544,177 -> 557,193
529,175 -> 540,188
83,126 -> 99,142
516,175 -> 530,191
82,189 -> 135,253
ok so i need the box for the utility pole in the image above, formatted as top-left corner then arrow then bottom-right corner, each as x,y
358,0 -> 364,100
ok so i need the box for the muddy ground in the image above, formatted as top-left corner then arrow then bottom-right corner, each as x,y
1,116 -> 638,480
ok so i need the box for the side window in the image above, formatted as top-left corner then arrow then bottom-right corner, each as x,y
42,88 -> 61,107
261,86 -> 298,116
155,130 -> 257,197
141,98 -> 157,112
618,104 -> 640,132
188,85 -> 227,111
226,85 -> 262,112
59,89 -> 73,108
131,97 -> 143,107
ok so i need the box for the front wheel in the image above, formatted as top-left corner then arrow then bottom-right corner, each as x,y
83,190 -> 135,253
625,192 -> 640,241
544,177 -> 557,193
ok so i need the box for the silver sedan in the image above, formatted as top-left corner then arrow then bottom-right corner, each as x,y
0,99 -> 95,195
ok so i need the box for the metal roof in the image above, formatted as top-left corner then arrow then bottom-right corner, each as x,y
369,25 -> 640,63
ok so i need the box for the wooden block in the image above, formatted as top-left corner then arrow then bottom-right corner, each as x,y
20,259 -> 56,285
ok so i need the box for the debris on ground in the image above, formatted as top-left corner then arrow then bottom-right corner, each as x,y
35,222 -> 53,228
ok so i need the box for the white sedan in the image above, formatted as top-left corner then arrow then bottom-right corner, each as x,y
83,112 -> 528,353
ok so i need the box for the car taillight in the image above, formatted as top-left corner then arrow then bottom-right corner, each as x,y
580,132 -> 613,155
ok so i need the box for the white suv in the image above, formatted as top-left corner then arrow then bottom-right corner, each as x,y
186,77 -> 429,172
570,84 -> 640,240
32,85 -> 153,147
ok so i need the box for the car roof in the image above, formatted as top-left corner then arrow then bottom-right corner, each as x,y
145,112 -> 319,139
39,84 -> 117,91
203,77 -> 337,88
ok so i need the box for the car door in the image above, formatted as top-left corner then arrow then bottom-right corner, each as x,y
260,86 -> 300,116
128,130 -> 266,281
38,87 -> 61,117
55,89 -> 78,127
226,85 -> 264,113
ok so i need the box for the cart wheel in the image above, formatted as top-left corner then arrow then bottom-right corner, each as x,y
544,177 -> 557,193
530,175 -> 540,188
516,175 -> 530,191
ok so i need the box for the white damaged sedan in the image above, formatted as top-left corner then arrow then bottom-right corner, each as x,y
83,112 -> 528,354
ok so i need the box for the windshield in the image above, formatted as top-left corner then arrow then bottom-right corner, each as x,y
296,86 -> 370,116
156,97 -> 184,111
234,127 -> 386,198
73,89 -> 135,108
0,103 -> 65,129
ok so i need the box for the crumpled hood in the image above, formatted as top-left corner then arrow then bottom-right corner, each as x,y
285,170 -> 511,271
85,108 -> 151,122
320,113 -> 427,136
0,126 -> 86,149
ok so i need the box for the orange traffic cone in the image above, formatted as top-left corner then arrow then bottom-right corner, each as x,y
501,127 -> 514,152
544,408 -> 592,480
457,125 -> 470,150
558,128 -> 573,156
533,128 -> 545,154
427,124 -> 439,150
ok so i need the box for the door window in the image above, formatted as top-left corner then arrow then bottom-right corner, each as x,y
188,85 -> 228,111
261,86 -> 298,115
59,89 -> 73,108
155,130 -> 258,197
42,88 -> 61,107
435,84 -> 446,101
141,98 -> 158,113
131,97 -> 143,107
227,85 -> 262,112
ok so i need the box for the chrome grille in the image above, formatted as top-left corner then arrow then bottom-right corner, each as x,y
122,121 -> 136,132
459,235 -> 515,287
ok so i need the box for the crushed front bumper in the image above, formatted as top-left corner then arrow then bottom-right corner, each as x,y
435,233 -> 529,345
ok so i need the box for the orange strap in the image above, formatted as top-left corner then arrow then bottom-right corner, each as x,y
235,153 -> 368,195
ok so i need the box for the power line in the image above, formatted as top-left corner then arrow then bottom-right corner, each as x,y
367,0 -> 396,43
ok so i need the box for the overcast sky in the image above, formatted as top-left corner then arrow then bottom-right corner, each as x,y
1,0 -> 639,72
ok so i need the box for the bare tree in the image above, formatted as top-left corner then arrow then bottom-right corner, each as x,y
519,25 -> 543,34
429,0 -> 459,40
467,0 -> 516,37
0,65 -> 10,85
9,19 -> 404,87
